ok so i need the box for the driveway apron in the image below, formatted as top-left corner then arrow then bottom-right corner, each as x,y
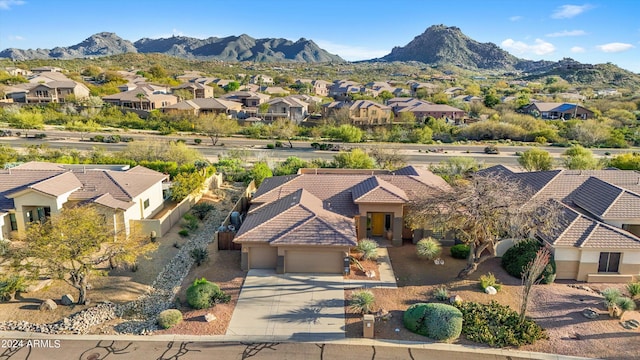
226,269 -> 345,340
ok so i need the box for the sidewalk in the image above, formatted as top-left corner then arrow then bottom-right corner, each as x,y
344,248 -> 397,289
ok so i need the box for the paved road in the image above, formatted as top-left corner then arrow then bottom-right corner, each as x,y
0,338 -> 585,360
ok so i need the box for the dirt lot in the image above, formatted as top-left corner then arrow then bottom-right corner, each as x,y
345,242 -> 640,360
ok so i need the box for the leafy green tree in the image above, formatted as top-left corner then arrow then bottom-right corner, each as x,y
224,81 -> 240,92
11,206 -> 156,304
120,140 -> 202,166
64,120 -> 100,140
270,118 -> 297,148
173,89 -> 194,101
331,124 -> 363,143
608,153 -> 640,170
0,145 -> 18,167
332,148 -> 376,169
8,110 -> 44,137
483,90 -> 500,108
148,64 -> 168,79
378,90 -> 394,102
250,161 -> 273,187
518,148 -> 554,171
397,111 -> 416,124
273,156 -> 310,175
171,171 -> 205,201
562,145 -> 602,170
408,126 -> 433,144
195,114 -> 240,146
431,93 -> 449,104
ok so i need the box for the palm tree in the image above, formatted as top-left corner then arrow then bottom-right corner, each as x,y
136,92 -> 146,110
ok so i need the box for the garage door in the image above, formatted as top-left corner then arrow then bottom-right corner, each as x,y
250,247 -> 278,269
285,250 -> 343,273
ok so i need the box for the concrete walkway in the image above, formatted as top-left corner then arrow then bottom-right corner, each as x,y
226,270 -> 345,341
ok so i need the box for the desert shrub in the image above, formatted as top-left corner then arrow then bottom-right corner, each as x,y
455,301 -> 547,347
0,275 -> 28,301
626,282 -> 640,298
266,143 -> 275,149
450,244 -> 470,259
403,303 -> 463,342
194,138 -> 202,145
191,202 -> 215,220
355,239 -> 378,260
416,237 -> 442,260
616,297 -> 636,313
190,247 -> 209,266
186,278 -> 230,309
182,213 -> 199,231
178,229 -> 189,237
349,290 -> 375,314
433,286 -> 449,301
501,240 -> 555,282
602,287 -> 622,307
484,144 -> 499,154
157,309 -> 183,329
478,272 -> 502,292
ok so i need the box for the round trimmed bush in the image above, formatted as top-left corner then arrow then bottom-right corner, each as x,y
501,240 -> 555,282
404,303 -> 462,341
450,244 -> 470,259
157,309 -> 183,329
186,278 -> 229,309
416,237 -> 442,260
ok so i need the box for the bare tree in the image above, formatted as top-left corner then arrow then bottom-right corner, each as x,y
520,246 -> 551,323
405,173 -> 560,278
369,145 -> 407,170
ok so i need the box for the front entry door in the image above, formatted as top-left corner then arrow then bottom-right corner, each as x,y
371,213 -> 385,236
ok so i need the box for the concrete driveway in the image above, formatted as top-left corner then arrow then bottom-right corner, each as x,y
226,269 -> 345,340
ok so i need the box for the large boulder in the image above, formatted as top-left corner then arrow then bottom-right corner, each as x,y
61,294 -> 74,305
39,299 -> 57,311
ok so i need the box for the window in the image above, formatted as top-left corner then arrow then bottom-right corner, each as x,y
143,199 -> 150,209
385,214 -> 392,231
9,214 -> 17,231
598,252 -> 621,273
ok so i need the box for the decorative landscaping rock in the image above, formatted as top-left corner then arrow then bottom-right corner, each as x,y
25,279 -> 53,293
449,295 -> 463,304
365,270 -> 376,278
375,308 -> 392,321
39,299 -> 57,311
582,308 -> 599,319
204,313 -> 217,322
61,294 -> 74,306
484,286 -> 497,295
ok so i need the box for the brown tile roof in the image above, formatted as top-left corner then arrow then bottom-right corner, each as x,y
352,176 -> 408,203
93,193 -> 136,210
28,172 -> 82,197
234,189 -> 357,247
0,169 -> 65,212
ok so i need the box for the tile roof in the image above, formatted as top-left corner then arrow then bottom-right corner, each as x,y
352,177 -> 408,203
234,189 -> 357,247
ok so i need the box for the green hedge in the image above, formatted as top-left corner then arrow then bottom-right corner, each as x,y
450,244 -> 470,259
403,303 -> 462,341
501,240 -> 555,283
455,301 -> 546,347
186,278 -> 230,309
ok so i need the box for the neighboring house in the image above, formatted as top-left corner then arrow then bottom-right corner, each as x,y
452,94 -> 482,103
260,86 -> 289,95
389,98 -> 465,122
408,81 -> 438,97
31,66 -> 63,73
233,166 -> 450,274
262,96 -> 309,123
443,87 -> 464,97
250,74 -> 274,85
312,80 -> 330,96
520,102 -> 594,120
162,98 -> 242,117
220,91 -> 270,108
4,67 -> 30,77
323,100 -> 392,125
481,165 -> 640,283
329,80 -> 363,100
7,80 -> 90,104
172,82 -> 213,99
102,86 -> 177,110
0,162 -> 167,241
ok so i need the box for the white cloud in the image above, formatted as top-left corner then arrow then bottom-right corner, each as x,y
551,4 -> 593,19
596,42 -> 634,53
7,35 -> 24,41
315,40 -> 388,61
509,15 -> 522,22
571,46 -> 586,53
546,30 -> 587,37
0,0 -> 25,10
501,38 -> 556,56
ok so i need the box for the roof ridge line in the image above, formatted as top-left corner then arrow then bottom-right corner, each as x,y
104,171 -> 134,199
529,169 -> 563,201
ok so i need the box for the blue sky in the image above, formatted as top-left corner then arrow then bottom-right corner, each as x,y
1,0 -> 639,73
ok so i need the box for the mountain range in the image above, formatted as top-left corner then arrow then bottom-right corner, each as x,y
1,26 -> 637,86
0,32 -> 344,63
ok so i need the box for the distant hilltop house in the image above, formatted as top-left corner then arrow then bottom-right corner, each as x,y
520,102 -> 594,120
0,162 -> 168,241
233,166 -> 450,274
482,165 -> 640,283
3,71 -> 89,104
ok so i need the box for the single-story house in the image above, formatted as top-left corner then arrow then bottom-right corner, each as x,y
520,102 -> 594,120
162,98 -> 242,117
482,165 -> 640,282
233,166 -> 450,274
0,162 -> 168,241
102,86 -> 177,110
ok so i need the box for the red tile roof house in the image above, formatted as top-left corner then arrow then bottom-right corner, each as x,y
0,162 -> 167,241
233,166 -> 450,274
481,165 -> 640,283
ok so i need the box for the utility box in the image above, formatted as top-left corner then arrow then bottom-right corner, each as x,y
363,314 -> 375,338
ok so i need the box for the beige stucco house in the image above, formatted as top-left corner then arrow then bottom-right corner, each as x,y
233,166 -> 449,274
0,162 -> 167,241
483,165 -> 640,283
